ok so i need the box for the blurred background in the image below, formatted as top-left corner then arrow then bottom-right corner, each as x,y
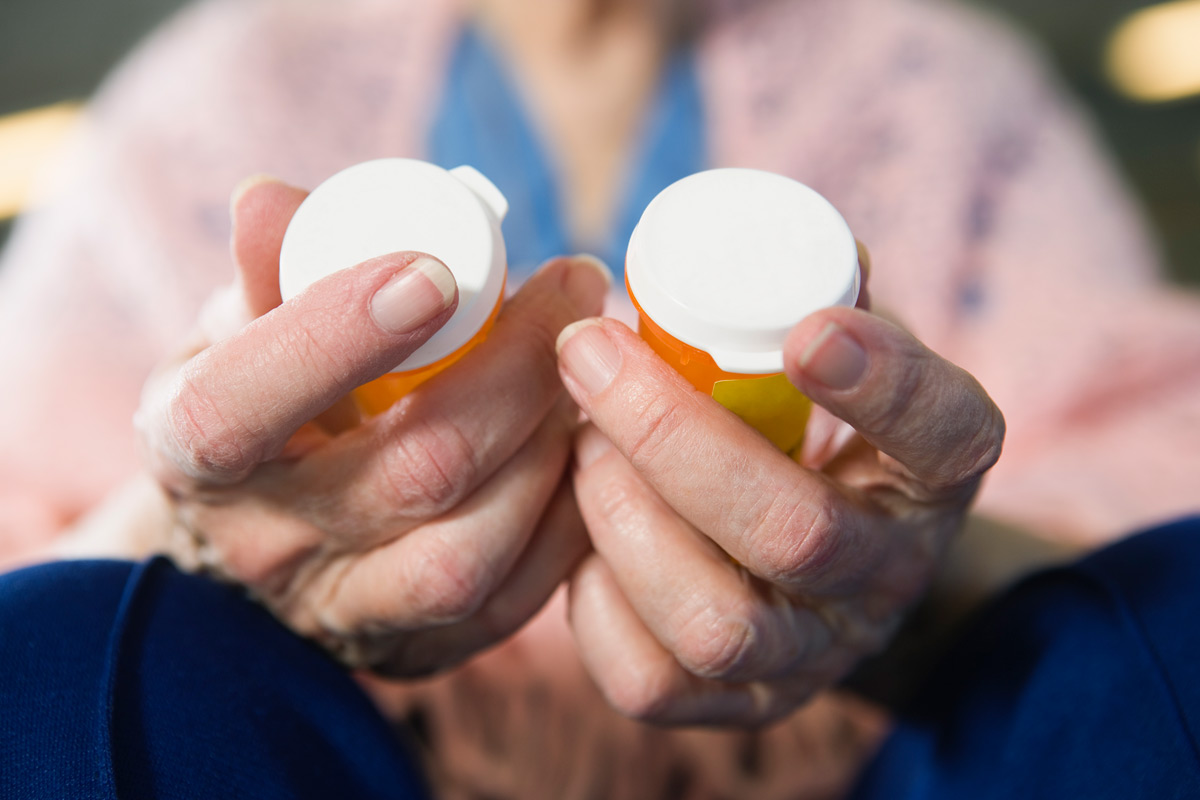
1,0 -> 1198,285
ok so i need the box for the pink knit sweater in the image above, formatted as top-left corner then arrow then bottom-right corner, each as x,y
1,0 -> 1198,794
3,0 -> 1196,548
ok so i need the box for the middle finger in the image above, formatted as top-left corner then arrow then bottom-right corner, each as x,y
572,424 -> 832,684
322,255 -> 610,529
297,394 -> 578,666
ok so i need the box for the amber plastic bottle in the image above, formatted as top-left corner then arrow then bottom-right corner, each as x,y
625,168 -> 860,454
279,159 -> 508,414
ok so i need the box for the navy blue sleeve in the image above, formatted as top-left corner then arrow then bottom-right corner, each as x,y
852,516 -> 1200,800
0,557 -> 429,800
8,519 -> 1200,798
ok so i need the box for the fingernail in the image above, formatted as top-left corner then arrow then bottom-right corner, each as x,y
229,173 -> 279,216
856,240 -> 872,277
562,254 -> 613,317
571,253 -> 613,289
370,256 -> 457,334
799,322 -> 868,390
557,319 -> 621,396
575,426 -> 616,470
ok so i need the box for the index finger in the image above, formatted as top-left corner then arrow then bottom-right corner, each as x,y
556,318 -> 885,592
139,253 -> 457,489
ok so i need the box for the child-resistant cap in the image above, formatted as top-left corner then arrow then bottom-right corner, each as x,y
626,168 -> 859,374
279,158 -> 508,372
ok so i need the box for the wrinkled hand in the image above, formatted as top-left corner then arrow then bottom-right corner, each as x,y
135,177 -> 607,676
557,293 -> 1004,726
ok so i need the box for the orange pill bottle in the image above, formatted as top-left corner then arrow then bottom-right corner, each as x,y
625,168 -> 860,455
278,159 -> 508,415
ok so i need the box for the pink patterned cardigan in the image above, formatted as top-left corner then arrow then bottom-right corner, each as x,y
2,0 -> 1199,796
2,0 -> 1196,550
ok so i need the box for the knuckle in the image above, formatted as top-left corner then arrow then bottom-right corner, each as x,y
930,390 -> 1007,492
164,371 -> 262,483
959,400 -> 1006,481
381,418 -> 479,515
625,392 -> 693,473
674,604 -> 760,681
603,657 -> 683,722
752,495 -> 842,587
406,538 -> 490,623
590,473 -> 644,527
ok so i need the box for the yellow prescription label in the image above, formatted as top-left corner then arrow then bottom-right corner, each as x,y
711,373 -> 812,454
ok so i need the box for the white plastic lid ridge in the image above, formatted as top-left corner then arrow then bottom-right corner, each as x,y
279,158 -> 508,372
626,168 -> 860,374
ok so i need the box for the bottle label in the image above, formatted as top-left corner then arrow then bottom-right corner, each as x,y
711,374 -> 811,454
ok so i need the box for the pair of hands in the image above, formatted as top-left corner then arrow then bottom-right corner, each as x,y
137,177 -> 1003,726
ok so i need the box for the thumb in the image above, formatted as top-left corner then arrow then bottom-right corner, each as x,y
784,307 -> 1004,493
230,175 -> 309,317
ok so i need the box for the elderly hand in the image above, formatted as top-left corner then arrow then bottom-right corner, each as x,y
135,177 -> 607,676
557,298 -> 1004,726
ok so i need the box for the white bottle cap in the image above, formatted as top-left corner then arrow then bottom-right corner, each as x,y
626,168 -> 859,374
279,158 -> 508,372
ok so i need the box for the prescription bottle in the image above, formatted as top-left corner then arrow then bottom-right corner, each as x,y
279,158 -> 508,416
625,168 -> 859,455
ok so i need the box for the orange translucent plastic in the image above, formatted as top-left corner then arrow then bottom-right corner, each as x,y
627,274 -> 811,456
626,275 -> 760,392
352,283 -> 505,416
